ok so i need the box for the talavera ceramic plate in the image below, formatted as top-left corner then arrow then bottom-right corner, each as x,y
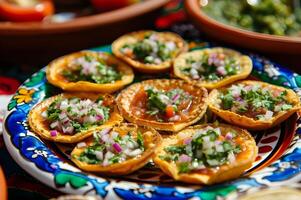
3,42 -> 301,200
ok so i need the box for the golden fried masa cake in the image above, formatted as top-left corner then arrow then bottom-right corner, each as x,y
28,93 -> 123,143
153,124 -> 257,184
116,79 -> 208,132
112,30 -> 187,73
47,51 -> 134,93
208,80 -> 301,130
173,47 -> 252,89
71,123 -> 161,175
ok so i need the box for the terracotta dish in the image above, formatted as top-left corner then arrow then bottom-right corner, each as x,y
0,0 -> 168,66
0,167 -> 7,200
184,0 -> 301,55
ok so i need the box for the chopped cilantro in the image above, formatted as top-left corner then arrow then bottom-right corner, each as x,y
145,87 -> 190,121
178,162 -> 190,173
219,83 -> 293,120
122,34 -> 175,64
77,129 -> 145,166
137,131 -> 144,150
146,88 -> 167,111
77,144 -> 105,164
221,93 -> 234,109
62,55 -> 122,84
281,104 -> 292,110
164,146 -> 186,154
45,97 -> 110,134
160,127 -> 241,173
181,54 -> 240,81
109,154 -> 121,164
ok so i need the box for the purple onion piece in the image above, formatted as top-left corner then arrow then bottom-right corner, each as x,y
172,94 -> 180,102
100,128 -> 112,136
96,115 -> 103,121
112,143 -> 122,153
179,154 -> 192,163
183,138 -> 192,145
225,133 -> 233,140
50,130 -> 58,137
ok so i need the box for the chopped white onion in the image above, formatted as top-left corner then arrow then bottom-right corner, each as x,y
60,100 -> 69,110
95,151 -> 103,160
264,110 -> 274,120
59,112 -> 67,120
111,131 -> 119,139
77,142 -> 86,148
166,41 -> 176,50
191,62 -> 201,69
41,111 -> 47,118
190,68 -> 198,76
168,115 -> 180,122
63,126 -> 74,134
215,144 -> 224,153
202,136 -> 210,143
50,121 -> 59,129
207,159 -> 219,166
126,141 -> 135,149
100,128 -> 112,136
102,134 -> 110,143
104,151 -> 114,160
216,66 -> 227,76
228,151 -> 236,163
128,149 -> 143,157
158,94 -> 171,105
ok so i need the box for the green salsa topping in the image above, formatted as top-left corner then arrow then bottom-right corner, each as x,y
202,0 -> 301,36
62,55 -> 122,84
181,52 -> 240,81
219,83 -> 293,120
160,127 -> 241,173
120,33 -> 177,64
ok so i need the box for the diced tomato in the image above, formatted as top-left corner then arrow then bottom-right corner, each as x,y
165,105 -> 175,118
0,0 -> 54,22
218,53 -> 225,60
218,135 -> 225,141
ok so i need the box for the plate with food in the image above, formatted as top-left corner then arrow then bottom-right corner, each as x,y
3,30 -> 301,199
185,0 -> 301,55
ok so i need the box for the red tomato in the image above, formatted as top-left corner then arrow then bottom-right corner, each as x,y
0,0 -> 54,22
0,76 -> 20,95
165,105 -> 175,118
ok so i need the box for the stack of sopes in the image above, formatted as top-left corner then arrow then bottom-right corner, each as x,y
29,30 -> 301,185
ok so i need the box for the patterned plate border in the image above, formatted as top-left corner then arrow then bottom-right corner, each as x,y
3,45 -> 301,199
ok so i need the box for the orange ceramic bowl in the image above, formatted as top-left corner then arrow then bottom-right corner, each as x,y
185,0 -> 301,55
0,167 -> 7,200
0,0 -> 168,66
